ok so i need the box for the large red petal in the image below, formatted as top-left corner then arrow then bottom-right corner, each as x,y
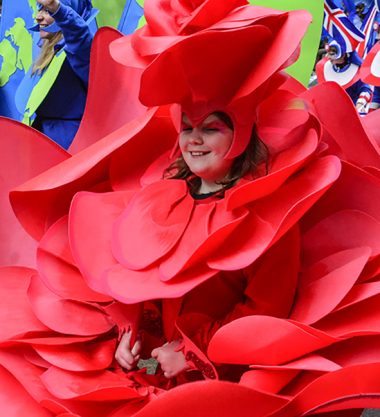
132,380 -> 288,417
303,83 -> 380,167
209,156 -> 341,270
0,118 -> 68,267
291,247 -> 371,324
208,316 -> 337,365
38,216 -> 111,302
27,275 -> 114,336
69,28 -> 147,154
0,364 -> 52,417
112,180 -> 193,270
41,367 -> 145,402
0,267 -> 49,341
69,191 -> 132,294
33,338 -> 115,372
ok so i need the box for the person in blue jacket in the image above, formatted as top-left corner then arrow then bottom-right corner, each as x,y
15,0 -> 98,149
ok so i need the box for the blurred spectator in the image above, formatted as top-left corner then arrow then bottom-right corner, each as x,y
15,0 -> 97,149
316,39 -> 373,115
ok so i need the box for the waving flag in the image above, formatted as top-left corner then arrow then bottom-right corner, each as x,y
324,0 -> 365,53
356,2 -> 378,58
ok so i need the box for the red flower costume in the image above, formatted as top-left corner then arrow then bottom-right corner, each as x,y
1,1 -> 380,416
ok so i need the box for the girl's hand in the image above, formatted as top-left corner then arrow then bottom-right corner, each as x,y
115,330 -> 142,370
151,340 -> 189,378
37,0 -> 60,13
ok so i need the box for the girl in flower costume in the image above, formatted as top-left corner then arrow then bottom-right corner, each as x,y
1,0 -> 380,416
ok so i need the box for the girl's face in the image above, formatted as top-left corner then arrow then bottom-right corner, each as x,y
179,113 -> 234,184
36,8 -> 55,39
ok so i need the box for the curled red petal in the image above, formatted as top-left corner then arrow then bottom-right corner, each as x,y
27,275 -> 114,336
303,82 -> 380,167
302,210 -> 380,268
209,155 -> 341,270
0,267 -> 49,341
291,247 -> 371,324
10,109 -> 156,241
69,28 -> 147,154
208,316 -> 337,365
70,191 -> 133,294
158,201 -> 249,281
270,364 -> 380,416
0,364 -> 52,417
0,118 -> 68,267
105,263 -> 217,303
336,280 -> 380,311
250,354 -> 341,373
38,216 -> 111,303
320,335 -> 380,368
240,368 -> 301,394
226,125 -> 319,209
132,380 -> 288,417
314,293 -> 380,338
0,348 -> 54,405
33,339 -> 116,372
112,180 -> 193,270
41,367 -> 145,401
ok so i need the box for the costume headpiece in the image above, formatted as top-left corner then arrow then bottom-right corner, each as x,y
326,38 -> 363,66
30,0 -> 98,33
136,8 -> 311,159
326,39 -> 345,60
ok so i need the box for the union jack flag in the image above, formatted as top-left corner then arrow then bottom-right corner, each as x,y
324,0 -> 365,53
356,2 -> 378,58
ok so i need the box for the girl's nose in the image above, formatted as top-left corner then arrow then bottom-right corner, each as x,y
188,129 -> 203,144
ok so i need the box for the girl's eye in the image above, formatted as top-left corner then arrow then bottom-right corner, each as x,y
181,126 -> 192,132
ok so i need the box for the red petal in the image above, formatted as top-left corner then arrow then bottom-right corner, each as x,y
41,367 -> 144,401
291,247 -> 371,324
112,180 -> 193,270
131,380 -> 287,417
0,267 -> 49,341
0,364 -> 51,417
27,275 -> 113,336
208,316 -> 337,365
69,27 -> 147,154
0,118 -> 68,267
38,216 -> 111,302
33,339 -> 115,371
209,156 -> 341,270
69,191 -> 132,294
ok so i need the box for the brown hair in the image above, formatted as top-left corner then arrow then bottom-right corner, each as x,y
32,32 -> 63,75
164,112 -> 269,196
